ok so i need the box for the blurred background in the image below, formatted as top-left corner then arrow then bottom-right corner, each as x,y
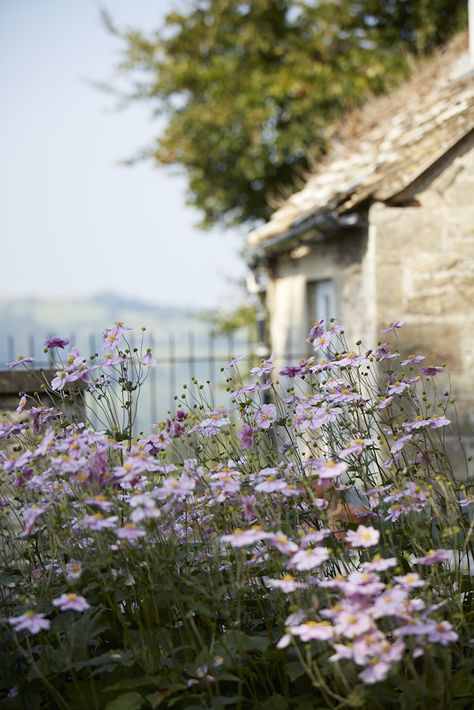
1,0 -> 469,428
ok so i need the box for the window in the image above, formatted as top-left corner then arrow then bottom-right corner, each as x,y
308,279 -> 337,326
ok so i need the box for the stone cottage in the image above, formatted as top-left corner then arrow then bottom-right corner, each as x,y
246,34 -> 474,433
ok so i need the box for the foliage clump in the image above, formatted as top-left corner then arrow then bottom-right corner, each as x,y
106,0 -> 467,227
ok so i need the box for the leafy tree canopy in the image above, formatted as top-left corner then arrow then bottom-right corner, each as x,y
107,0 -> 467,228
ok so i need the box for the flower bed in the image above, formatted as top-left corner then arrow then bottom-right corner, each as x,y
0,321 -> 472,709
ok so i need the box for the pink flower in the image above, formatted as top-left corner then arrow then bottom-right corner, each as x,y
221,526 -> 270,548
237,423 -> 254,449
266,575 -> 306,593
334,610 -> 373,638
339,439 -> 374,457
267,532 -> 299,555
52,593 -> 90,612
289,547 -> 329,570
155,475 -> 195,498
393,573 -> 425,589
427,621 -> 458,646
189,411 -> 231,437
371,587 -> 408,618
255,403 -> 277,430
362,556 -> 397,572
413,549 -> 451,565
254,477 -> 288,493
7,355 -> 33,368
9,611 -> 50,634
306,458 -> 347,479
290,620 -> 334,641
345,525 -> 380,548
115,523 -> 146,541
250,355 -> 274,376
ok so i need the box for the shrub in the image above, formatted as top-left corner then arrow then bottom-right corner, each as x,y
0,321 -> 472,709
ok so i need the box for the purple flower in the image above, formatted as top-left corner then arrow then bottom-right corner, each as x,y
102,322 -> 130,349
237,423 -> 254,449
420,365 -> 444,377
52,593 -> 90,612
115,523 -> 146,541
375,343 -> 399,361
241,495 -> 257,522
230,382 -> 271,399
9,611 -> 50,634
22,505 -> 48,536
255,403 -> 277,430
401,354 -> 425,366
250,355 -> 274,376
189,411 -> 231,437
140,349 -> 157,367
307,319 -> 325,341
80,514 -> 119,531
44,337 -> 70,349
7,355 -> 33,368
381,320 -> 406,333
65,560 -> 82,580
0,422 -> 27,440
225,355 -> 245,368
279,363 -> 304,377
16,394 -> 27,413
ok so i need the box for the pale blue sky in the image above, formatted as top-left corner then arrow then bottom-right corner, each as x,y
0,0 -> 246,309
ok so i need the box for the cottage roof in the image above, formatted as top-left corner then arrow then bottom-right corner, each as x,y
247,33 -> 474,249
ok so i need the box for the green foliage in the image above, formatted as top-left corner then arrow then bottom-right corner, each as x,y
107,0 -> 467,227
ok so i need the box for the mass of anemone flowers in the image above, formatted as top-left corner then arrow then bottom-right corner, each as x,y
0,320 -> 472,709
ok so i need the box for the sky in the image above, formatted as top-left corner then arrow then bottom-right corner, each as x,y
0,0 -> 246,310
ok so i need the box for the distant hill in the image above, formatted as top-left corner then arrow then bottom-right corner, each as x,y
0,294 -> 253,427
0,293 -> 208,363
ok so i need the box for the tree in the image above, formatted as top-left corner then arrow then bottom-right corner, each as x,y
107,1 -> 467,229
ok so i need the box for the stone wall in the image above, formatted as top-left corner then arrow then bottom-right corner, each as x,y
266,226 -> 374,361
371,135 -> 474,416
370,135 -> 474,468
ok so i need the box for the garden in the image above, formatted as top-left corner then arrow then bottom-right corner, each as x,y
0,320 -> 472,709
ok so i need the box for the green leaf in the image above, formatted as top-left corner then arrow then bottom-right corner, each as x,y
285,661 -> 305,682
105,677 -> 161,692
104,692 -> 144,710
262,694 -> 288,710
